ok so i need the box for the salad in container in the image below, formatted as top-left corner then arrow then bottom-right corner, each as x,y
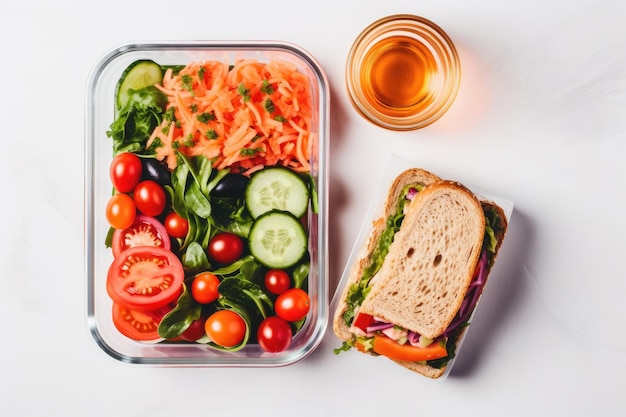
84,41 -> 329,366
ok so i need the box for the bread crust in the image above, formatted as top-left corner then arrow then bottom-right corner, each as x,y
332,168 -> 441,342
332,168 -> 509,379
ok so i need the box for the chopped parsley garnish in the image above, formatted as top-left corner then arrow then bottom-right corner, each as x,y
263,98 -> 275,113
205,129 -> 218,140
181,74 -> 193,92
197,112 -> 215,123
197,66 -> 205,81
240,147 -> 262,156
274,115 -> 287,123
164,107 -> 176,123
237,82 -> 251,102
182,133 -> 195,147
190,104 -> 198,113
261,80 -> 275,95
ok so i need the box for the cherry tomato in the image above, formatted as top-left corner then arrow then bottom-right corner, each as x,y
257,316 -> 292,353
110,152 -> 142,193
111,214 -> 170,258
111,302 -> 171,341
164,211 -> 189,239
264,269 -> 291,295
179,317 -> 207,342
274,288 -> 310,322
133,180 -> 167,217
107,246 -> 184,312
352,312 -> 375,333
207,232 -> 244,265
106,193 -> 136,229
191,272 -> 220,304
204,310 -> 246,348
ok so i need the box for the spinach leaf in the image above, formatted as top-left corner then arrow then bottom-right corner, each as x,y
292,261 -> 310,289
157,283 -> 202,339
304,173 -> 319,214
209,196 -> 252,237
182,242 -> 211,272
170,162 -> 190,217
185,180 -> 212,218
218,277 -> 273,322
212,255 -> 256,276
177,153 -> 214,196
106,86 -> 167,155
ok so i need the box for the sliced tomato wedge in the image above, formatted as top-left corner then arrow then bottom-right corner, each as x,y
107,246 -> 184,312
370,335 -> 447,362
353,312 -> 375,332
112,214 -> 170,258
112,302 -> 172,341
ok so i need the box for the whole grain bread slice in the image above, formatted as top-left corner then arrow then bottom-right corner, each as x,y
332,168 -> 441,342
358,181 -> 485,339
392,200 -> 509,378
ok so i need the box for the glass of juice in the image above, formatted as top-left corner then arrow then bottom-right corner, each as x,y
346,14 -> 461,131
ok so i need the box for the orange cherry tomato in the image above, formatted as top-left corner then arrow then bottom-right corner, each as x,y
106,193 -> 136,229
204,310 -> 246,348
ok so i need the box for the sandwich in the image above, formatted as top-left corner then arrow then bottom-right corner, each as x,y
333,168 -> 508,378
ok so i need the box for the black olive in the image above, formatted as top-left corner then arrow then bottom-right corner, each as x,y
141,158 -> 171,186
213,173 -> 249,197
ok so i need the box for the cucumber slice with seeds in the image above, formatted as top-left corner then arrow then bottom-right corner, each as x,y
115,60 -> 164,110
248,210 -> 307,269
245,167 -> 309,219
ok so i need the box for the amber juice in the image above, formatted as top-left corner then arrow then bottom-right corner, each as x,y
359,35 -> 437,117
346,15 -> 460,130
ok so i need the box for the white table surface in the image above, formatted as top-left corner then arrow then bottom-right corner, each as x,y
1,1 -> 625,415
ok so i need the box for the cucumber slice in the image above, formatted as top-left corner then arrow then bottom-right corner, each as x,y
115,60 -> 164,110
245,167 -> 309,219
248,211 -> 307,269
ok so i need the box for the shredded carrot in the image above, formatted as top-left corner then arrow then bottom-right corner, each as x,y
148,59 -> 313,173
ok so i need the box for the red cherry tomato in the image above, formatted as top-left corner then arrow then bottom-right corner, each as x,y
111,302 -> 171,341
111,214 -> 170,258
133,180 -> 167,217
207,232 -> 244,265
191,272 -> 220,304
264,269 -> 291,295
179,317 -> 207,342
106,193 -> 136,229
257,316 -> 292,353
274,288 -> 310,322
106,246 -> 184,312
204,310 -> 247,348
110,152 -> 142,193
164,211 -> 189,239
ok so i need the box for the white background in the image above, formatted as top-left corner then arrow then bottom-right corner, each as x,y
1,0 -> 625,416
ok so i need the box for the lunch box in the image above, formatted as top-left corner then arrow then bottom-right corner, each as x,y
85,41 -> 330,366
